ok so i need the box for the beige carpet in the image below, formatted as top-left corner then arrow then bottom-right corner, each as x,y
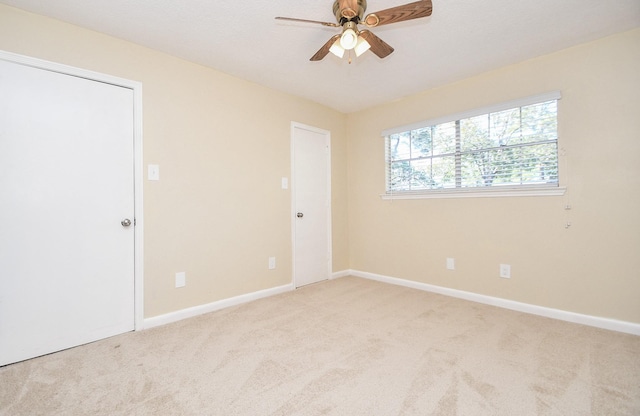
1,276 -> 639,415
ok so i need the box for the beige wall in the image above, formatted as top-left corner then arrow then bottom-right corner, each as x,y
347,29 -> 640,323
0,4 -> 349,318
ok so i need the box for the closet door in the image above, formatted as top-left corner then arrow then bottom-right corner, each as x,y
0,58 -> 135,365
292,123 -> 331,288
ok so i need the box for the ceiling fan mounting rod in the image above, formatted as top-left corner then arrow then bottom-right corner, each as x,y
333,0 -> 367,23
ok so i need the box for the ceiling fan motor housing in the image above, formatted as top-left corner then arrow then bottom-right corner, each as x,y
333,0 -> 367,23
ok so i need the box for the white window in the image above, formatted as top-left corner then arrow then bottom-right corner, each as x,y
383,92 -> 565,199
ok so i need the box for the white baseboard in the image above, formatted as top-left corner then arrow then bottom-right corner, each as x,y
331,270 -> 351,280
142,271 -> 639,336
142,283 -> 294,330
344,269 -> 640,336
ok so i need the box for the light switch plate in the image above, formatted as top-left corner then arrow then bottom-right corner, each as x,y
175,272 -> 186,288
281,177 -> 288,190
148,164 -> 160,181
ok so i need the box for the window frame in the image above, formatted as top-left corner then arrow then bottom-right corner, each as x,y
381,91 -> 566,200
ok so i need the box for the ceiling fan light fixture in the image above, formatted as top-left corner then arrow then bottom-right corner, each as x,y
340,28 -> 358,50
329,39 -> 345,58
354,36 -> 371,57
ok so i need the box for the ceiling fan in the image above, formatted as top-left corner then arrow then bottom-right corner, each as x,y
275,0 -> 433,62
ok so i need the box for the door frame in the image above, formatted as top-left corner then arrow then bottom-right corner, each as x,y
290,122 -> 332,288
0,50 -> 145,330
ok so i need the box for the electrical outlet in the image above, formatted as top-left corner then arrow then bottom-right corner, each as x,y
446,258 -> 455,270
499,264 -> 511,279
268,257 -> 276,270
175,272 -> 186,288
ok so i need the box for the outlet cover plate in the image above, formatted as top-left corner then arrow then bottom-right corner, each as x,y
446,258 -> 455,270
500,264 -> 511,279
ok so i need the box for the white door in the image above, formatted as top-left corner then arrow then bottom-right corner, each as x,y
0,58 -> 135,366
292,123 -> 331,288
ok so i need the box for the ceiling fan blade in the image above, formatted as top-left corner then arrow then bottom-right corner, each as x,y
359,30 -> 394,58
363,0 -> 433,27
275,16 -> 340,27
310,34 -> 342,61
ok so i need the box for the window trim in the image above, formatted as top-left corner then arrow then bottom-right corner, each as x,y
380,184 -> 566,200
381,91 -> 563,199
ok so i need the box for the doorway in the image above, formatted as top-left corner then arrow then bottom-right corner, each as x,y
0,51 -> 143,366
291,122 -> 332,288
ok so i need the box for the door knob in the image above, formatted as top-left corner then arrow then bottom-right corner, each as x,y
121,218 -> 132,227
296,212 -> 304,218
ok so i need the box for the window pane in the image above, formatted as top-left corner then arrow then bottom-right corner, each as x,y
411,128 -> 431,158
389,161 -> 412,190
433,122 -> 456,155
461,152 -> 484,187
432,156 -> 456,188
521,101 -> 557,143
519,143 -> 558,184
460,115 -> 489,151
490,108 -> 521,146
461,149 -> 510,187
388,132 -> 411,161
493,147 -> 520,185
410,159 -> 433,190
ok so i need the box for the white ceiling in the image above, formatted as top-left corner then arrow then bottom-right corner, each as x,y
2,0 -> 639,113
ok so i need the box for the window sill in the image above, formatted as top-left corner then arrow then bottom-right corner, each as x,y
380,185 -> 567,200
